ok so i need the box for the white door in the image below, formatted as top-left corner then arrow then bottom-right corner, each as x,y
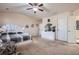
58,16 -> 68,41
68,16 -> 76,43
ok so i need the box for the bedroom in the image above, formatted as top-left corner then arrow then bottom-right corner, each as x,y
0,3 -> 79,55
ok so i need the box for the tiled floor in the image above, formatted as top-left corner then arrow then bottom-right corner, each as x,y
16,37 -> 79,55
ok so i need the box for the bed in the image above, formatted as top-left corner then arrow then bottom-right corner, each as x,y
0,24 -> 32,43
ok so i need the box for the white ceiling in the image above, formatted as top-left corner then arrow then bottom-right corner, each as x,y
0,3 -> 79,20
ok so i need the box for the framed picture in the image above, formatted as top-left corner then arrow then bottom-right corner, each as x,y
76,20 -> 79,30
25,25 -> 29,28
31,24 -> 34,28
36,24 -> 39,27
48,19 -> 50,22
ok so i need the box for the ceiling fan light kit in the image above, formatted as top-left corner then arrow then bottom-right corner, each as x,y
26,3 -> 44,13
33,7 -> 38,11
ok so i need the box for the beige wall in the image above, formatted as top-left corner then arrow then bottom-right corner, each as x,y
0,13 -> 39,36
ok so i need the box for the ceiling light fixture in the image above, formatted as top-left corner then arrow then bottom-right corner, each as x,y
33,7 -> 38,11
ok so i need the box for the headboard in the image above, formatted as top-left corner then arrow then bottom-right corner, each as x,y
1,24 -> 24,32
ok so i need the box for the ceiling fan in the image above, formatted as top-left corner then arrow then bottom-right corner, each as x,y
26,3 -> 44,13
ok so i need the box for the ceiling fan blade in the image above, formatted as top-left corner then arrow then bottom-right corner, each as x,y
39,4 -> 43,7
41,6 -> 49,12
34,3 -> 38,6
29,3 -> 33,6
26,8 -> 33,10
38,9 -> 44,11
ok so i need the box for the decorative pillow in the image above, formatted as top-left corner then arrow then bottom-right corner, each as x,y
17,32 -> 23,34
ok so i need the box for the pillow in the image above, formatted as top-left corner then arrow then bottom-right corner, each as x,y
1,32 -> 7,35
17,32 -> 23,34
8,32 -> 16,35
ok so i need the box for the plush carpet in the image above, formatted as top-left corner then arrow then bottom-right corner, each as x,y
16,37 -> 79,55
